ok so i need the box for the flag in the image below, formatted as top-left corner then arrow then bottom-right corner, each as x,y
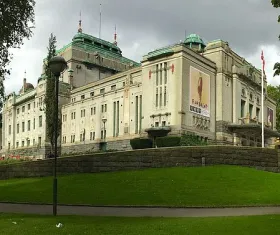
261,50 -> 265,75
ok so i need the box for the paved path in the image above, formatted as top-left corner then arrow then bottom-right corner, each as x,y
1,203 -> 280,217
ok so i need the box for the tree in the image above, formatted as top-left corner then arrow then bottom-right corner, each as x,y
267,85 -> 280,131
0,0 -> 35,128
44,34 -> 59,154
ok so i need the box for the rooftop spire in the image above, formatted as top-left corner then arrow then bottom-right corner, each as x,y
114,25 -> 117,46
78,11 -> 82,33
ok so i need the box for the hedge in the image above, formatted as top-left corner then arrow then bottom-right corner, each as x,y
130,138 -> 153,149
156,136 -> 181,147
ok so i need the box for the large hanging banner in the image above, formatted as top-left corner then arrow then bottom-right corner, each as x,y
189,66 -> 210,118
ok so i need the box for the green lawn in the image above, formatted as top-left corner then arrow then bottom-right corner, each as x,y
1,214 -> 280,235
1,165 -> 280,207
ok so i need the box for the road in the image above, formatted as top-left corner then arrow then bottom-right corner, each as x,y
1,203 -> 280,217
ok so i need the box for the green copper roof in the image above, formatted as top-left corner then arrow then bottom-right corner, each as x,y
146,48 -> 175,60
72,32 -> 121,54
56,32 -> 140,67
184,34 -> 206,47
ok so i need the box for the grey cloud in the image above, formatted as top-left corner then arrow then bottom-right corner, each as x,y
6,0 -> 280,93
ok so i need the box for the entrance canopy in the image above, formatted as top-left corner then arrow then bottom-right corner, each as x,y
228,123 -> 280,138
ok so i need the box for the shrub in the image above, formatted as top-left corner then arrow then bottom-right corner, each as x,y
130,138 -> 153,149
156,136 -> 181,147
180,134 -> 208,146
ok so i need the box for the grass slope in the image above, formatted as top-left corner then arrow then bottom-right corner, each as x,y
1,166 -> 280,207
1,214 -> 280,235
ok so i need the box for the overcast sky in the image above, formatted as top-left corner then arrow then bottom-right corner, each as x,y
5,0 -> 280,94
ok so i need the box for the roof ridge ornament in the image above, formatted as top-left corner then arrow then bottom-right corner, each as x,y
78,11 -> 82,33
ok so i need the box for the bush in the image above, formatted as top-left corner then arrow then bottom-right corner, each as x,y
180,134 -> 208,146
156,136 -> 181,147
130,138 -> 153,149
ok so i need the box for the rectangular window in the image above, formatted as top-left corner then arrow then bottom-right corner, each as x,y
164,62 -> 167,84
155,122 -> 159,127
123,82 -> 125,87
33,118 -> 35,129
28,120 -> 31,131
156,64 -> 159,86
104,104 -> 107,112
28,103 -> 31,110
16,142 -> 19,148
17,108 -> 20,114
94,107 -> 96,114
241,100 -> 246,118
39,116 -> 42,127
256,108 -> 260,121
249,104 -> 253,119
21,141 -> 24,147
164,86 -> 167,106
156,88 -> 159,107
90,132 -> 95,140
27,139 -> 30,147
80,109 -> 85,117
162,121 -> 166,126
22,106 -> 25,112
33,139 -> 35,146
22,122 -> 25,132
81,95 -> 85,100
101,105 -> 104,113
135,96 -> 139,134
8,125 -> 11,135
100,88 -> 105,94
111,85 -> 116,91
91,108 -> 93,115
71,112 -> 76,120
160,63 -> 163,85
17,123 -> 19,133
90,91 -> 94,97
33,102 -> 35,108
38,137 -> 41,147
160,87 -> 162,107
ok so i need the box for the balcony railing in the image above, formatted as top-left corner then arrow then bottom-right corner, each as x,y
238,114 -> 272,129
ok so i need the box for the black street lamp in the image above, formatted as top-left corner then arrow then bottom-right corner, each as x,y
48,56 -> 67,216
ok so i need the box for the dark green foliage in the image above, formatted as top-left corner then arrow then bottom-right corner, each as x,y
0,0 -> 35,79
44,34 -> 59,153
267,85 -> 280,131
0,0 -> 35,127
130,138 -> 153,149
156,136 -> 181,147
272,0 -> 280,8
180,134 -> 208,146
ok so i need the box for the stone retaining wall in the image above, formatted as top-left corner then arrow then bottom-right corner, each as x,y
0,146 -> 279,180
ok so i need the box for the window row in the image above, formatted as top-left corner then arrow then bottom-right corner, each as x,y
8,116 -> 43,135
74,83 -> 126,103
16,97 -> 44,114
64,105 -> 106,121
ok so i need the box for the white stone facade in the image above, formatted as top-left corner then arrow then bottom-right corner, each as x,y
2,32 -> 278,158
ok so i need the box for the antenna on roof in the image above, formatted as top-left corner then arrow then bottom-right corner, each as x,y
114,25 -> 117,46
99,4 -> 102,38
78,11 -> 82,33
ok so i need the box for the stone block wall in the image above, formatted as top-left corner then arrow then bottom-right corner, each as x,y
61,139 -> 131,155
0,146 -> 279,180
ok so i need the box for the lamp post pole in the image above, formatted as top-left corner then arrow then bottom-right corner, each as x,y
53,73 -> 59,216
48,56 -> 67,216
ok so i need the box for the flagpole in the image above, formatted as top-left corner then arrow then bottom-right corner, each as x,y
99,3 -> 102,39
261,52 -> 264,148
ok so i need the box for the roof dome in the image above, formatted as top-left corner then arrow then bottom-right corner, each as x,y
184,34 -> 206,46
25,83 -> 34,90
